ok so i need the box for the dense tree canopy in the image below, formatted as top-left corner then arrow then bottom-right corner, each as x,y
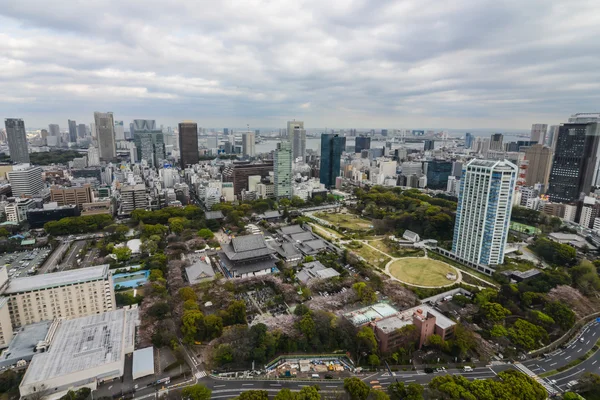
44,214 -> 113,235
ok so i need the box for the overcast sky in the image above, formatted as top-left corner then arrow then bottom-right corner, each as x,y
1,0 -> 599,131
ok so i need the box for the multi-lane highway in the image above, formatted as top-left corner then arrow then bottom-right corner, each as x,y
93,321 -> 600,399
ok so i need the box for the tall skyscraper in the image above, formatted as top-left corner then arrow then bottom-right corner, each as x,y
68,120 -> 77,143
132,120 -> 164,167
77,123 -> 87,139
40,129 -> 48,139
242,132 -> 256,157
274,141 -> 292,199
287,121 -> 305,161
5,118 -> 30,163
178,121 -> 199,168
114,120 -> 125,141
423,139 -> 435,151
129,122 -> 134,140
545,125 -> 559,150
547,122 -> 600,203
94,112 -> 116,161
524,144 -> 553,189
530,124 -> 548,144
48,124 -> 60,137
355,136 -> 371,153
464,132 -> 474,149
452,159 -> 516,266
489,133 -> 503,151
426,160 -> 452,189
319,134 -> 346,188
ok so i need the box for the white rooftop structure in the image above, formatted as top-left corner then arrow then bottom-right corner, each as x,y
5,265 -> 110,294
19,307 -> 139,398
132,347 -> 154,380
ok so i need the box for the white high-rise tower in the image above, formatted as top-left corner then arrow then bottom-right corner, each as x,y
452,159 -> 517,266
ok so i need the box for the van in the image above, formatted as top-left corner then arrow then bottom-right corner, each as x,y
311,374 -> 319,379
463,366 -> 473,372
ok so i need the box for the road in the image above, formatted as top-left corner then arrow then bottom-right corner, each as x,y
58,240 -> 86,271
38,241 -> 70,274
94,319 -> 600,399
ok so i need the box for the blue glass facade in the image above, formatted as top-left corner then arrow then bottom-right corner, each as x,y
426,160 -> 452,189
320,134 -> 346,188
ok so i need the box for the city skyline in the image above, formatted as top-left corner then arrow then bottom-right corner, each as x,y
1,1 -> 600,129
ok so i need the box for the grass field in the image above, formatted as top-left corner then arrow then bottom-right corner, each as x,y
388,258 -> 457,287
368,240 -> 425,258
314,212 -> 373,231
510,221 -> 541,235
346,242 -> 390,269
308,223 -> 343,240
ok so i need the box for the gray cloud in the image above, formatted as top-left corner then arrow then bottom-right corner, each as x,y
1,0 -> 600,130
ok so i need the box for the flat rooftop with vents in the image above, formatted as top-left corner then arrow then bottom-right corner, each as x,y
19,307 -> 139,398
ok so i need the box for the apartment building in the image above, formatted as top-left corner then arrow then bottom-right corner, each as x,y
5,198 -> 36,223
2,265 -> 115,330
120,184 -> 147,215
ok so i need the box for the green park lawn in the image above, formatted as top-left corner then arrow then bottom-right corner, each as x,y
388,258 -> 457,287
314,212 -> 373,231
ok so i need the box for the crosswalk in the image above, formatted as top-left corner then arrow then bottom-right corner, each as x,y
514,362 -> 557,396
195,371 -> 207,379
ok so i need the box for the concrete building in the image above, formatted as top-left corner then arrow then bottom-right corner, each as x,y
19,307 -> 138,398
0,298 -> 13,348
355,136 -> 371,154
132,120 -> 165,167
287,121 -> 306,161
452,159 -> 516,266
178,121 -> 199,168
242,132 -> 256,157
67,120 -> 77,143
94,112 -> 116,161
530,123 -> 548,144
223,161 -> 274,196
524,144 -> 553,189
547,121 -> 600,203
5,199 -> 36,223
27,204 -> 79,229
4,119 -> 30,163
120,184 -> 147,214
81,200 -> 113,216
3,265 -> 116,330
50,184 -> 93,210
7,166 -> 44,197
489,133 -> 503,151
48,124 -> 60,137
114,120 -> 125,141
274,141 -> 292,199
77,124 -> 87,139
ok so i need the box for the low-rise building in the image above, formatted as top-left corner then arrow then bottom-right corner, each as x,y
185,260 -> 216,284
19,307 -> 139,398
218,235 -> 277,278
296,261 -> 340,284
26,204 -> 79,229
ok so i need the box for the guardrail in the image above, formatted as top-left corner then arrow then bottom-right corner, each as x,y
529,311 -> 600,356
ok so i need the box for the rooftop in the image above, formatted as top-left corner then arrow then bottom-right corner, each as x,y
185,261 -> 215,283
5,265 -> 109,294
132,347 -> 154,379
20,308 -> 139,387
205,210 -> 225,220
375,305 -> 456,333
0,320 -> 53,368
344,302 -> 400,326
278,225 -> 306,235
232,235 -> 267,252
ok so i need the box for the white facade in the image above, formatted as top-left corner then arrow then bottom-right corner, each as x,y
5,199 -> 35,223
7,167 -> 44,197
242,132 -> 255,157
452,159 -> 517,266
564,204 -> 577,222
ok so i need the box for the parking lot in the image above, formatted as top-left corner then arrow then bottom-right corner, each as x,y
0,248 -> 52,279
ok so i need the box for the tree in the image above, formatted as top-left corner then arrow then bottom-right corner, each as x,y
203,314 -> 223,339
274,389 -> 296,400
181,310 -> 204,343
356,326 -> 378,355
368,354 -> 380,367
182,384 -> 211,400
149,269 -> 164,282
214,344 -> 233,365
296,386 -> 321,400
148,302 -> 170,318
141,239 -> 159,255
352,282 -> 377,304
236,391 -> 269,400
562,393 -> 583,400
508,319 -> 549,350
225,300 -> 247,325
370,391 -> 390,400
112,246 -> 132,262
344,377 -> 371,400
544,301 -> 576,331
179,287 -> 197,302
489,325 -> 508,338
198,228 -> 214,239
297,313 -> 316,340
481,302 -> 511,323
183,299 -> 199,311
